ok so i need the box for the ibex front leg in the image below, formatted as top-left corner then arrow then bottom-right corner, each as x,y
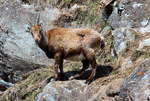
53,52 -> 64,80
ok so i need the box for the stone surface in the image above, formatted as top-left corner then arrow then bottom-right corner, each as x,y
0,1 -> 60,80
120,57 -> 133,71
100,26 -> 112,36
138,38 -> 150,50
109,0 -> 150,55
112,28 -> 136,55
36,80 -> 87,101
36,79 -> 117,101
106,78 -> 124,97
0,79 -> 13,88
119,58 -> 150,101
108,0 -> 150,29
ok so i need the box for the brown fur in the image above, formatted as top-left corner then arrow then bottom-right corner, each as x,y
29,25 -> 104,83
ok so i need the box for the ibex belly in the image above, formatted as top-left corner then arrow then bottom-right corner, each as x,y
66,53 -> 85,61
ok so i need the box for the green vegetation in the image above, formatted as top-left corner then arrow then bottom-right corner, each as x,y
110,71 -> 119,75
131,50 -> 150,61
53,0 -> 106,31
64,61 -> 82,72
97,34 -> 115,65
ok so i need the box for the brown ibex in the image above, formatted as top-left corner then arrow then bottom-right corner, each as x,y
28,14 -> 105,83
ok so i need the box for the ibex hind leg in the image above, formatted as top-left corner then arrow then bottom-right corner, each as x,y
83,48 -> 97,84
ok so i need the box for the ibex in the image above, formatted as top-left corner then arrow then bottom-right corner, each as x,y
28,14 -> 105,83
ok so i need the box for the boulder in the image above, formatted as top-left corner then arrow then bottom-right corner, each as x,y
36,80 -> 116,101
0,1 -> 60,81
106,78 -> 124,97
119,58 -> 150,101
36,80 -> 87,101
112,28 -> 136,55
108,0 -> 150,29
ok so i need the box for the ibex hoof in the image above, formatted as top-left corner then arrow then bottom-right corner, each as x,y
69,76 -> 74,80
85,80 -> 90,84
85,79 -> 93,84
50,75 -> 59,82
50,78 -> 56,82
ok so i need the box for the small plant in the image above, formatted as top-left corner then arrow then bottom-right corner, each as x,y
110,71 -> 119,75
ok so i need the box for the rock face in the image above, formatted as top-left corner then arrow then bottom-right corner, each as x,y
108,0 -> 150,29
112,28 -> 136,55
36,80 -> 87,101
108,0 -> 150,100
105,78 -> 123,97
119,58 -> 150,101
36,79 -> 119,101
109,0 -> 150,55
0,1 -> 60,81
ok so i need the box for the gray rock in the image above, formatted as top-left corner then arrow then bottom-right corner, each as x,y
139,23 -> 150,33
106,78 -> 124,97
0,79 -> 13,88
36,80 -> 87,101
120,57 -> 133,71
112,28 -> 136,55
37,77 -> 124,101
100,26 -> 112,36
138,38 -> 150,50
0,1 -> 60,81
108,0 -> 150,29
119,58 -> 150,101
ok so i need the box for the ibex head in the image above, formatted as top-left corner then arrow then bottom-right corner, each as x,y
28,13 -> 43,43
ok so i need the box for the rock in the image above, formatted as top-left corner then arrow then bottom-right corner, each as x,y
0,76 -> 13,91
0,91 -> 3,95
36,80 -> 87,101
139,23 -> 150,34
0,1 -> 60,81
0,68 -> 51,101
120,57 -> 133,71
112,28 -> 136,55
108,0 -> 150,58
106,78 -> 124,97
138,38 -> 150,50
119,58 -> 150,101
36,79 -> 120,101
108,0 -> 150,29
0,79 -> 13,89
100,26 -> 112,36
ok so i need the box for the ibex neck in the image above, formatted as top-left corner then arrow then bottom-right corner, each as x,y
37,31 -> 48,50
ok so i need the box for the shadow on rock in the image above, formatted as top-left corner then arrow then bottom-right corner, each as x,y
50,65 -> 113,82
78,65 -> 113,80
95,65 -> 113,79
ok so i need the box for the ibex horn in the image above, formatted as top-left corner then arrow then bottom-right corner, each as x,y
27,16 -> 33,26
36,13 -> 40,25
